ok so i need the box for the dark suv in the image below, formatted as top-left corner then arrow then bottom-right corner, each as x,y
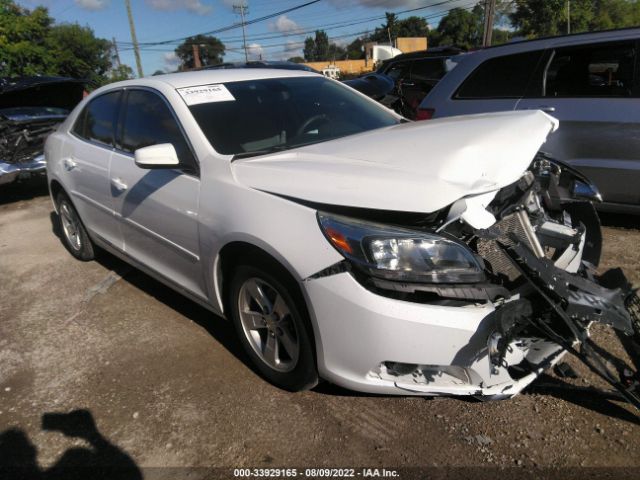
376,47 -> 465,119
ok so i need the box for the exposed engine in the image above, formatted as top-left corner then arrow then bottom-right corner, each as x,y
0,76 -> 84,186
443,153 -> 640,410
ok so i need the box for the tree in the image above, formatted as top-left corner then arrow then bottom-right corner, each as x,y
175,34 -> 225,69
287,56 -> 305,63
367,13 -> 429,45
0,0 -> 53,76
108,64 -> 134,82
303,30 -> 344,61
435,6 -> 483,49
345,38 -> 365,60
508,0 -> 640,37
0,1 -> 123,88
47,23 -> 112,87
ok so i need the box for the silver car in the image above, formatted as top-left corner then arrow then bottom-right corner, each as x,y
418,28 -> 640,214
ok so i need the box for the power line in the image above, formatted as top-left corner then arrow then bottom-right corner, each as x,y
121,3 -> 478,54
116,0 -> 470,47
118,0 -> 322,47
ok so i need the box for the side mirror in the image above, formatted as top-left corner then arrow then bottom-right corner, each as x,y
134,143 -> 180,169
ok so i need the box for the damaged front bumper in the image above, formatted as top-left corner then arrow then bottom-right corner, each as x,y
306,270 -> 565,398
305,155 -> 640,408
0,153 -> 46,186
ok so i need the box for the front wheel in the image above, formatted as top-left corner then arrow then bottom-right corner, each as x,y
228,263 -> 318,391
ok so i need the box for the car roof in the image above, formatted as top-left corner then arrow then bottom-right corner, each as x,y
103,68 -> 321,92
480,26 -> 640,54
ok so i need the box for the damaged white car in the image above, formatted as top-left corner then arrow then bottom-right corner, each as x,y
45,70 -> 640,407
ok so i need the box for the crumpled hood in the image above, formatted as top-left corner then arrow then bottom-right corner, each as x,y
232,110 -> 559,213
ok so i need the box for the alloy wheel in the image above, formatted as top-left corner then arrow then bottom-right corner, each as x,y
237,277 -> 300,373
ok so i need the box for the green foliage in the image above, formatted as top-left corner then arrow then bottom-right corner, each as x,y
434,7 -> 483,48
47,23 -> 112,87
303,30 -> 345,61
0,0 -> 132,89
0,1 -> 53,76
367,13 -> 429,44
286,56 -> 305,63
108,64 -> 135,82
511,0 -> 640,37
345,38 -> 365,60
175,34 -> 225,69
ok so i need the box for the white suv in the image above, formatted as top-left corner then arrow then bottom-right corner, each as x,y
418,28 -> 640,214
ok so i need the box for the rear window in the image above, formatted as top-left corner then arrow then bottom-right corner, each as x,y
455,50 -> 545,99
545,41 -> 637,97
187,76 -> 398,157
411,59 -> 446,82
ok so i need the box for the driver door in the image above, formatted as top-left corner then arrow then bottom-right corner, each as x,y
109,88 -> 205,299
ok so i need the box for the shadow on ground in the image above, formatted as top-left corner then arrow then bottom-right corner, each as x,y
0,178 -> 49,206
599,212 -> 640,230
0,409 -> 141,480
525,374 -> 640,426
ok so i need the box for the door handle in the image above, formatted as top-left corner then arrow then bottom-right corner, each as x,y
63,158 -> 77,171
111,177 -> 128,192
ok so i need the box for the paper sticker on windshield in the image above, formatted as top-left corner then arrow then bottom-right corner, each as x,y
177,84 -> 235,105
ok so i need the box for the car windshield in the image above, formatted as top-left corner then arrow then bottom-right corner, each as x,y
186,76 -> 400,158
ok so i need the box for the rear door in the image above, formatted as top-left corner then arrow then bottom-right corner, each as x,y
516,40 -> 640,206
109,88 -> 205,298
63,90 -> 123,249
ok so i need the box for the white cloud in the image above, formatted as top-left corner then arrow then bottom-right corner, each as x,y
247,43 -> 264,61
146,0 -> 213,16
271,15 -> 303,35
163,52 -> 181,71
74,0 -> 110,11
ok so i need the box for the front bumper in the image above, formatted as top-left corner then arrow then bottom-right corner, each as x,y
305,271 -> 563,398
0,154 -> 46,186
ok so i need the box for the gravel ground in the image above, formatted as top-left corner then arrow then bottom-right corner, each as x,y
1,184 -> 639,479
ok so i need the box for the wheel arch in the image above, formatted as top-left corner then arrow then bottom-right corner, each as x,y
215,241 -> 305,317
49,179 -> 65,212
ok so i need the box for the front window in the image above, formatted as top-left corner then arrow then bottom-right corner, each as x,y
186,76 -> 399,158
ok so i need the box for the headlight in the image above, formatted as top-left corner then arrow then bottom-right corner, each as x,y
318,212 -> 485,283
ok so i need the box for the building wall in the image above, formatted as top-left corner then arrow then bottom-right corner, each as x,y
303,59 -> 374,75
396,37 -> 428,53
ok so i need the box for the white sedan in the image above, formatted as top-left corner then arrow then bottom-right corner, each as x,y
45,69 -> 636,400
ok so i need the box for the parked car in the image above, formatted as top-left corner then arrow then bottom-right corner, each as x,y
45,70 -> 639,406
418,28 -> 640,214
376,46 -> 465,119
0,76 -> 85,186
343,72 -> 395,101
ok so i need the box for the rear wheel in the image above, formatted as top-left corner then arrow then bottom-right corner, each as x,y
228,263 -> 318,391
56,192 -> 95,261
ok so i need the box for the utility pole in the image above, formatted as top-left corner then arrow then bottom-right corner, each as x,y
482,0 -> 496,47
192,44 -> 202,69
125,0 -> 144,77
233,2 -> 249,62
567,0 -> 571,34
112,37 -> 121,68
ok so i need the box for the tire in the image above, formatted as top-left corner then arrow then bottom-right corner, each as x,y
228,262 -> 318,391
56,192 -> 95,261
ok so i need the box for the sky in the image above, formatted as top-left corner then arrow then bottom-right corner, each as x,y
17,0 -> 478,75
